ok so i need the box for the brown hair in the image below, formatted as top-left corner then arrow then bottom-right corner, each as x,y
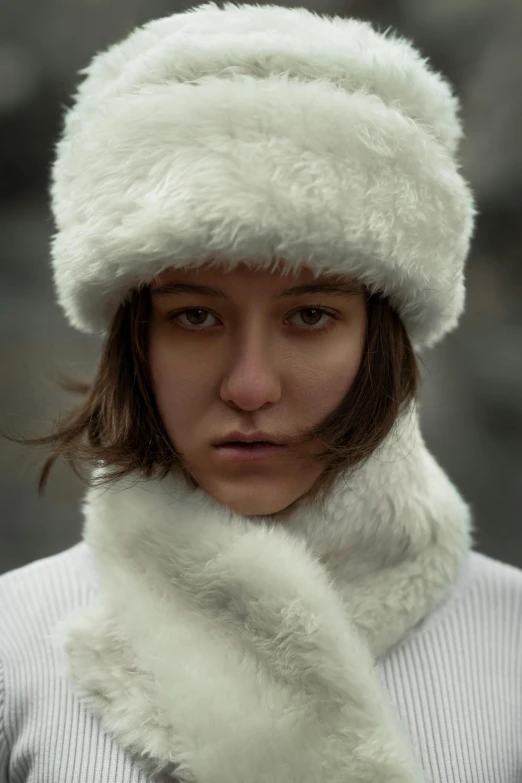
2,284 -> 419,516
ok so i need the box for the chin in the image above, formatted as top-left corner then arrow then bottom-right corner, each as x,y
206,486 -> 295,520
187,468 -> 309,519
219,492 -> 305,521
225,500 -> 287,519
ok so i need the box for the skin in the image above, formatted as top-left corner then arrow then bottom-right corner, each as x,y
148,261 -> 367,519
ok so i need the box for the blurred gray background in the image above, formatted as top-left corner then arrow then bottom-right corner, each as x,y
1,0 -> 521,575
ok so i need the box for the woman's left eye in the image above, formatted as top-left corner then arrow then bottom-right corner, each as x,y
290,308 -> 336,330
167,307 -> 337,332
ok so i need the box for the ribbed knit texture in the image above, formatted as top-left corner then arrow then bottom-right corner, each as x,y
0,542 -> 521,782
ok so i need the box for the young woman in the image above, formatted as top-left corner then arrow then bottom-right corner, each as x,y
1,3 -> 521,782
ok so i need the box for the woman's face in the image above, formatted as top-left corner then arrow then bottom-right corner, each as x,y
148,262 -> 367,518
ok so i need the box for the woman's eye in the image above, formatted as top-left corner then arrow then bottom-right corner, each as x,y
168,307 -> 336,332
174,308 -> 216,328
295,308 -> 334,329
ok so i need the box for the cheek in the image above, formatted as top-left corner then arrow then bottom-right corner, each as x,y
295,319 -> 365,401
149,332 -> 217,441
149,336 -> 186,423
277,331 -> 364,431
295,351 -> 361,416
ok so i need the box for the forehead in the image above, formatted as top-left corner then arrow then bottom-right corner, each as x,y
151,261 -> 360,291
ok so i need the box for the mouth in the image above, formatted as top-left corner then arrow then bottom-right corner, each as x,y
213,442 -> 285,461
219,441 -> 279,447
213,430 -> 286,447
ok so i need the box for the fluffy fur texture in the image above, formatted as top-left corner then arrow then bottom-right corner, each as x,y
61,403 -> 476,781
49,1 -> 475,351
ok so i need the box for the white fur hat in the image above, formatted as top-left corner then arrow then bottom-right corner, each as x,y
49,1 -> 476,351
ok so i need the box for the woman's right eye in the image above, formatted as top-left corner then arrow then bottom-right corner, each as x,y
169,308 -> 218,330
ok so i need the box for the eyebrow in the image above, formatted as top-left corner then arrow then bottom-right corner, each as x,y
150,280 -> 362,300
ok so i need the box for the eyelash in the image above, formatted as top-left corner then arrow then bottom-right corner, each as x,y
166,306 -> 339,333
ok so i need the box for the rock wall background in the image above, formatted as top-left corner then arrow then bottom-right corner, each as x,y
1,0 -> 521,574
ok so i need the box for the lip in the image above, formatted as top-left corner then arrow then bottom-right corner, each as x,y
214,430 -> 284,446
213,443 -> 285,462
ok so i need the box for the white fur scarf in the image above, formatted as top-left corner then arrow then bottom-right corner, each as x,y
63,404 -> 475,782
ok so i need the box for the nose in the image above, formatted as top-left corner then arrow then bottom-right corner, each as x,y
219,327 -> 282,412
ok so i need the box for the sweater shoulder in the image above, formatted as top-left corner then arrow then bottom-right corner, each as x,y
467,548 -> 522,621
466,548 -> 522,601
381,549 -> 522,780
402,547 -> 522,645
447,547 -> 522,611
0,543 -> 97,657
